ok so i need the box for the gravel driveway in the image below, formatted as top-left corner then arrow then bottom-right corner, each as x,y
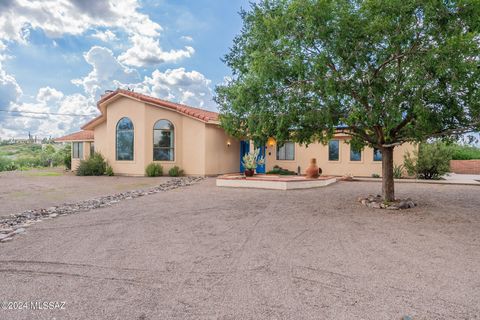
0,179 -> 479,319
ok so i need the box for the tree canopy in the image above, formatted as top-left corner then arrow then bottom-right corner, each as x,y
216,0 -> 480,201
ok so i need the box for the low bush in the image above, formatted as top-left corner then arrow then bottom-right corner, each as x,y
0,157 -> 17,171
404,142 -> 452,179
145,163 -> 163,177
168,166 -> 184,177
371,173 -> 380,178
266,165 -> 296,175
449,144 -> 480,160
393,164 -> 404,179
105,164 -> 114,176
76,153 -> 107,176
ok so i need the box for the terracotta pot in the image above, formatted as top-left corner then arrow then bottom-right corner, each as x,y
305,158 -> 320,178
244,169 -> 254,177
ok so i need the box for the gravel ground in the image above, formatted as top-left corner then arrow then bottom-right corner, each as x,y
0,179 -> 479,319
0,168 -> 169,217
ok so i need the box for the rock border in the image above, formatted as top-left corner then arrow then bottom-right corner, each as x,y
0,177 -> 204,243
357,194 -> 416,210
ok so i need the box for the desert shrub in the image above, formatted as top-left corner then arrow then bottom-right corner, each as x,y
168,166 -> 184,177
105,165 -> 114,176
0,157 -> 17,172
449,144 -> 480,160
76,153 -> 106,176
266,165 -> 296,175
393,164 -> 404,179
404,142 -> 452,180
371,173 -> 380,178
145,163 -> 163,177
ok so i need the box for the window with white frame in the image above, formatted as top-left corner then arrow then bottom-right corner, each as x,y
276,142 -> 295,160
72,142 -> 83,159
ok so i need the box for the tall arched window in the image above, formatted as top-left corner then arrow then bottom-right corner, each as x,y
116,117 -> 134,161
153,119 -> 174,161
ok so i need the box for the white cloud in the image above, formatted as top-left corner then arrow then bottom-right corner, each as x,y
0,0 -> 162,42
0,87 -> 97,139
36,86 -> 64,103
72,46 -> 139,99
92,29 -> 117,42
141,68 -> 215,109
0,64 -> 22,109
181,35 -> 193,42
118,35 -> 195,67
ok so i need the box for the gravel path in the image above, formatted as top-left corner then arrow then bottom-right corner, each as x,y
0,179 -> 478,319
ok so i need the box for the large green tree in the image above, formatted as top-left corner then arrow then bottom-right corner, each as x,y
216,0 -> 480,201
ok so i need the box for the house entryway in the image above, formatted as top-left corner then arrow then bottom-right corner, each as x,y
239,141 -> 266,174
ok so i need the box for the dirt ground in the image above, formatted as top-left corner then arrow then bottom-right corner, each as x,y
0,168 -> 169,217
0,178 -> 479,319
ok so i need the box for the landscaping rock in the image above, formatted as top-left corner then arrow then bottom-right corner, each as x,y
0,177 -> 204,244
13,228 -> 25,234
359,194 -> 417,211
0,233 -> 10,240
386,205 -> 400,210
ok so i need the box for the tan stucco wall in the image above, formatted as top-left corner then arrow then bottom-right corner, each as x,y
90,96 -> 237,176
71,158 -> 81,171
93,122 -> 107,156
145,102 -> 207,175
180,116 -> 206,175
204,124 -> 240,175
266,136 -> 416,177
103,97 -> 146,176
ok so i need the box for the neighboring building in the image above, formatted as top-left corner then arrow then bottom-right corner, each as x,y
56,89 -> 415,177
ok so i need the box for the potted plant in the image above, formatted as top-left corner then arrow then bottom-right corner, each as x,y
242,148 -> 265,177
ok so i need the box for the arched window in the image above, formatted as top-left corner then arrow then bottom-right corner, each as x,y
153,120 -> 174,161
116,117 -> 134,161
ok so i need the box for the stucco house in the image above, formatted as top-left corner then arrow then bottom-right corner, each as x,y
56,89 -> 415,177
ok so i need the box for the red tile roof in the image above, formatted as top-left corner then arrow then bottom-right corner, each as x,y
98,89 -> 219,122
55,130 -> 94,142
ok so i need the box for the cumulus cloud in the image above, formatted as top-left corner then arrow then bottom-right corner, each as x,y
36,86 -> 64,103
91,29 -> 117,42
72,46 -> 139,99
0,87 -> 97,139
132,68 -> 215,110
0,64 -> 22,110
118,35 -> 195,67
0,0 -> 162,42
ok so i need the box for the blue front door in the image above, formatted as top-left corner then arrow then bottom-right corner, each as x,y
239,140 -> 250,173
256,145 -> 266,174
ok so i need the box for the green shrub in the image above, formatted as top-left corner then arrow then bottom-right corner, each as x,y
371,173 -> 380,178
449,144 -> 480,160
76,153 -> 107,176
145,163 -> 163,177
404,142 -> 452,179
168,166 -> 184,177
393,164 -> 404,179
105,165 -> 114,176
0,157 -> 17,172
266,165 -> 296,175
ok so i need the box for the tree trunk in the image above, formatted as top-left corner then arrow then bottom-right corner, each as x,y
381,147 -> 395,202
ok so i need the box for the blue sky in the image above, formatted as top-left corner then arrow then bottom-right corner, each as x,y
0,0 -> 251,138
